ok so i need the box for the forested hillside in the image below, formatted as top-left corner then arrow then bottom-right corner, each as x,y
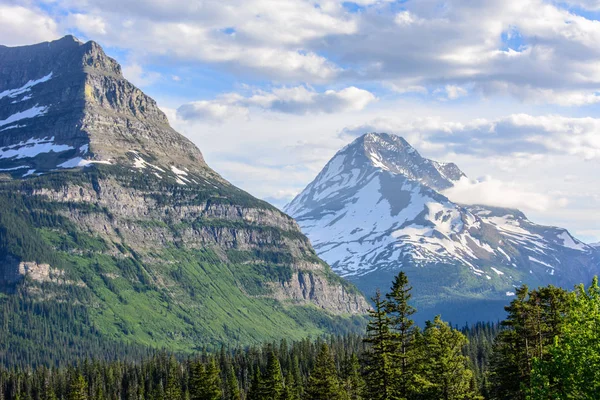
2,272 -> 598,399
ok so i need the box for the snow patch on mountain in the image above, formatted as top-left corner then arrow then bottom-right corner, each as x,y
0,105 -> 48,127
286,132 -> 600,302
0,137 -> 73,159
0,72 -> 52,101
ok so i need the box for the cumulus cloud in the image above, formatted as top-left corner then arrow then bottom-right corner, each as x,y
177,86 -> 376,122
11,0 -> 598,100
341,114 -> 600,160
559,0 -> 600,10
0,5 -> 58,46
68,13 -> 107,36
442,176 -> 568,212
48,0 -> 354,82
176,101 -> 250,124
122,63 -> 162,87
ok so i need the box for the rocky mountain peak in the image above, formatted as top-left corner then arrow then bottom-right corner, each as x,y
0,36 -> 208,180
342,132 -> 465,191
287,134 -> 600,323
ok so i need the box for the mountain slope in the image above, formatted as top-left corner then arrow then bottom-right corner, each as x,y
286,133 -> 600,322
0,36 -> 368,356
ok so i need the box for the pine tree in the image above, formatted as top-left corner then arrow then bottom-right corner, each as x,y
165,363 -> 183,400
190,359 -> 222,400
305,343 -> 344,400
488,285 -> 568,400
283,372 -> 300,400
343,353 -> 364,400
415,316 -> 480,400
385,271 -> 417,399
362,290 -> 396,400
225,365 -> 241,400
247,368 -> 262,400
260,351 -> 284,400
67,374 -> 88,400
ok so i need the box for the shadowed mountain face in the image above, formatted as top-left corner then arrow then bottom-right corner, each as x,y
286,132 -> 600,323
0,35 -> 208,177
0,36 -> 368,352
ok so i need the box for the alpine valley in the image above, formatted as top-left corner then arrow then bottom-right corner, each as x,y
285,133 -> 600,323
0,36 -> 369,363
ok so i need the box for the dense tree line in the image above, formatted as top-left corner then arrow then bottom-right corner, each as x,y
1,272 -> 598,399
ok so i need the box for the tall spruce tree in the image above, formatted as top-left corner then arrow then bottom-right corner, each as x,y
305,343 -> 344,400
165,357 -> 183,400
415,316 -> 480,400
225,365 -> 241,400
363,290 -> 396,400
67,374 -> 88,400
190,359 -> 222,400
343,353 -> 364,400
385,271 -> 417,399
488,285 -> 568,400
247,368 -> 262,400
261,351 -> 284,400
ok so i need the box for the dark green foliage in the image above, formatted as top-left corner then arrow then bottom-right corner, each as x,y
488,285 -> 569,399
362,290 -> 395,400
305,344 -> 344,400
385,272 -> 417,398
414,316 -> 480,400
261,351 -> 284,400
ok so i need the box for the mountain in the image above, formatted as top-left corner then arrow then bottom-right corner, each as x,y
0,36 -> 368,358
285,132 -> 600,323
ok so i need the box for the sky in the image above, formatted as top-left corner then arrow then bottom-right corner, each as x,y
2,0 -> 600,243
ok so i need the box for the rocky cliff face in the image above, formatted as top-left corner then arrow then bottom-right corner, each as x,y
0,36 -> 367,349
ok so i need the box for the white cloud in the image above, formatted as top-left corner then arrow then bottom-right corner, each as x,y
69,13 -> 107,36
557,0 -> 600,11
0,5 -> 58,46
176,101 -> 250,124
9,0 -> 600,100
341,114 -> 600,160
176,86 -> 376,122
442,176 -> 567,212
121,63 -> 162,87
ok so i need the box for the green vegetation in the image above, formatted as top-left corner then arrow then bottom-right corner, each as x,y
0,271 -> 491,399
3,271 -> 599,399
0,172 -> 365,362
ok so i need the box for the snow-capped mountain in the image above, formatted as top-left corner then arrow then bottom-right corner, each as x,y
286,133 -> 600,322
0,35 -> 212,183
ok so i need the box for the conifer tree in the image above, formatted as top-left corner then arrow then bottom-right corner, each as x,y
67,374 -> 88,400
190,359 -> 222,400
305,343 -> 344,400
260,351 -> 284,400
283,372 -> 300,400
343,353 -> 364,400
247,368 -> 262,400
165,367 -> 183,400
225,365 -> 241,400
415,316 -> 480,400
362,290 -> 396,400
488,285 -> 568,400
385,271 -> 417,399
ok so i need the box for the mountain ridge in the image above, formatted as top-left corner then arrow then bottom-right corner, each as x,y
286,132 -> 600,322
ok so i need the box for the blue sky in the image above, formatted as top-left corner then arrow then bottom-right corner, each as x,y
1,0 -> 600,242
